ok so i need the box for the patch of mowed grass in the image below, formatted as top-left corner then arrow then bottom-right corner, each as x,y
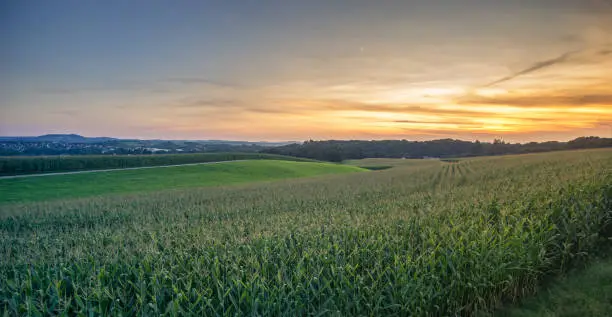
358,165 -> 393,171
1,149 -> 611,316
344,157 -> 441,168
0,160 -> 365,203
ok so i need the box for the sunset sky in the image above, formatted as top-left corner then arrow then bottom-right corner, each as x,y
1,0 -> 611,142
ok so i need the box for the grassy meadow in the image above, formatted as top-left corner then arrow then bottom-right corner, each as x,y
1,149 -> 611,316
0,160 -> 364,203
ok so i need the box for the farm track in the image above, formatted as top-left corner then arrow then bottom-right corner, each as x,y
0,160 -> 250,179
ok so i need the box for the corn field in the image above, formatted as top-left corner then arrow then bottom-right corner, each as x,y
1,149 -> 611,316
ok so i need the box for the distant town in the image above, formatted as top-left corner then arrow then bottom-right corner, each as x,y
1,134 -> 611,160
0,134 -> 295,156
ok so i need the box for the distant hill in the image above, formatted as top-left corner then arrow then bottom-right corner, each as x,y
0,134 -> 118,143
38,134 -> 118,143
0,134 -> 298,156
0,134 -> 295,146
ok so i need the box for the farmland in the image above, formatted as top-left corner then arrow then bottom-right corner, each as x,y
0,160 -> 364,203
1,149 -> 611,316
0,152 -> 315,176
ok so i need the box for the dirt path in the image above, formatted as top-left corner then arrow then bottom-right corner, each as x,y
0,160 -> 249,179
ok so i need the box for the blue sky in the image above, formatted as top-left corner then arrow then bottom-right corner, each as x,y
1,0 -> 611,141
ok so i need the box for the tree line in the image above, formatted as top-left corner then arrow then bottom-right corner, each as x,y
262,136 -> 612,162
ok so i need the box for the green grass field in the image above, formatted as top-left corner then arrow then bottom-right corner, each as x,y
1,149 -> 611,316
0,160 -> 365,203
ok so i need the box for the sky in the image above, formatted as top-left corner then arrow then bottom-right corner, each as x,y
1,0 -> 611,142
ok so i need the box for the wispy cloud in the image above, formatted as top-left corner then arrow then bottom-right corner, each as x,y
172,98 -> 239,109
40,80 -> 151,94
459,93 -> 612,107
162,77 -> 241,88
600,49 -> 612,56
48,109 -> 80,116
483,50 -> 581,87
170,97 -> 295,116
41,77 -> 241,95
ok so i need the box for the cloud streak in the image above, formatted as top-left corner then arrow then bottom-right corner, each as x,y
483,50 -> 581,87
170,98 -> 296,117
48,109 -> 80,116
600,49 -> 612,56
459,93 -> 612,107
41,77 -> 242,95
162,77 -> 241,88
